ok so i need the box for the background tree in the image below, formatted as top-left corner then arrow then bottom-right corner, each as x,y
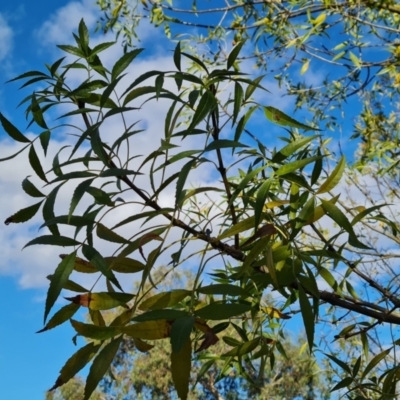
0,1 -> 399,398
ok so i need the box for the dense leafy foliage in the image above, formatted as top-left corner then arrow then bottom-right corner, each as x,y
1,1 -> 400,398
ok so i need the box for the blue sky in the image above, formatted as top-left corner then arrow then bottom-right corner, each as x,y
0,1 -> 396,399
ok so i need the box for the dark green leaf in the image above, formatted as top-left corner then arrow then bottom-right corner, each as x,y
57,44 -> 84,57
171,316 -> 195,354
39,130 -> 51,156
99,168 -> 142,177
96,223 -> 128,244
44,252 -> 76,323
298,285 -> 314,352
175,159 -> 196,207
227,40 -> 246,70
29,145 -> 47,182
232,82 -> 243,125
31,93 -> 48,129
4,200 -> 43,225
0,113 -> 31,143
43,183 -> 63,236
82,245 -> 122,290
84,336 -> 123,400
188,90 -> 217,131
22,177 -> 46,197
49,342 -> 101,391
132,309 -> 189,322
194,303 -> 251,320
69,178 -> 95,220
24,235 -> 80,248
112,49 -> 143,81
272,135 -> 319,163
205,140 -> 248,152
37,303 -> 80,333
174,42 -> 181,71
275,156 -> 321,176
70,319 -> 118,341
197,284 -> 247,297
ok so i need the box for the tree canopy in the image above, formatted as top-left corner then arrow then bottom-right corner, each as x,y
1,1 -> 400,399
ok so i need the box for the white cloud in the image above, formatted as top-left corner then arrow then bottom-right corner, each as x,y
35,0 -> 99,47
0,14 -> 13,61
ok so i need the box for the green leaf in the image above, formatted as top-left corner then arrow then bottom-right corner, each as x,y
330,377 -> 354,392
197,284 -> 247,297
78,19 -> 89,50
139,290 -> 191,311
43,183 -> 63,236
222,337 -> 260,357
37,303 -> 80,333
22,176 -> 45,197
227,40 -> 246,70
99,168 -> 142,177
82,245 -> 122,290
0,113 -> 31,143
105,257 -> 146,273
31,93 -> 48,129
194,303 -> 251,320
361,348 -> 391,380
51,171 -> 96,184
96,223 -> 128,244
132,309 -> 189,322
112,49 -> 143,81
349,51 -> 361,68
275,156 -> 321,176
24,235 -> 80,248
84,336 -> 123,400
90,41 -> 116,57
229,164 -> 268,206
232,82 -> 243,125
317,155 -> 346,194
272,135 -> 319,163
70,319 -> 118,340
175,159 -> 196,207
86,187 -> 114,206
171,338 -> 191,400
69,178 -> 95,220
171,316 -> 195,354
174,41 -> 181,71
44,252 -> 76,323
298,285 -> 314,351
188,90 -> 217,131
57,44 -> 85,57
205,140 -> 248,152
49,342 -> 101,391
244,75 -> 265,101
4,200 -> 43,225
254,177 -> 273,229
264,106 -> 320,131
39,130 -> 51,156
29,145 -> 47,182
218,215 -> 257,240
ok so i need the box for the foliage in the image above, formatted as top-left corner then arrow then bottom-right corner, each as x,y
1,10 -> 400,400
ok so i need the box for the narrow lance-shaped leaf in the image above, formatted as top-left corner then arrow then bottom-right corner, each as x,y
188,90 -> 217,131
298,285 -> 314,352
82,245 -> 122,290
171,316 -> 195,354
24,235 -> 81,248
29,145 -> 48,182
84,336 -> 123,400
264,106 -> 321,131
227,40 -> 246,70
22,176 -> 45,197
194,303 -> 251,320
0,113 -> 31,143
317,155 -> 346,194
96,223 -> 128,244
37,303 -> 80,333
4,200 -> 43,225
44,251 -> 77,323
49,342 -> 101,391
111,48 -> 144,81
171,338 -> 191,400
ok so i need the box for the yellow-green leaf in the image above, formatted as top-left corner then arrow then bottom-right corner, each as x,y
317,156 -> 346,194
139,290 -> 191,311
119,320 -> 171,340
